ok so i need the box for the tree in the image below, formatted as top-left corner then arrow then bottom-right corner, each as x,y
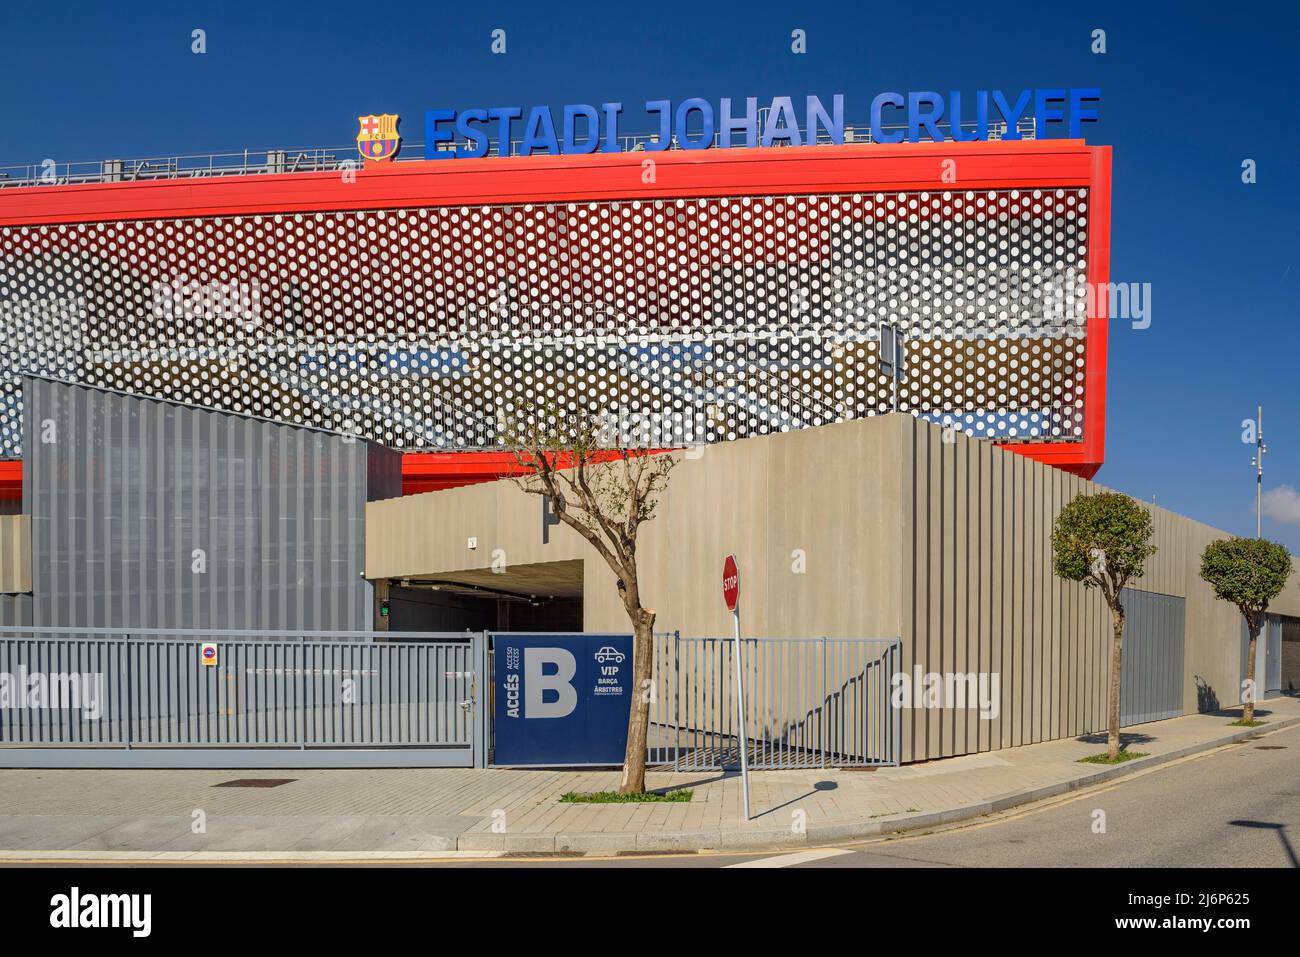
1051,492 -> 1157,760
506,406 -> 676,794
1199,537 -> 1293,722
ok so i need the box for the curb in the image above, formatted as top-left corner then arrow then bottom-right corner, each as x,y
0,849 -> 506,864
455,714 -> 1300,854
3,715 -> 1293,862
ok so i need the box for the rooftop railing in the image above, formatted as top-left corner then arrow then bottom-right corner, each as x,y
0,117 -> 1037,190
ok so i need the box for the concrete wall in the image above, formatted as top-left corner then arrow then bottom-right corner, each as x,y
0,512 -> 32,627
367,415 -> 906,642
902,417 -> 1109,760
366,413 -> 1300,763
900,417 -> 1300,761
0,514 -> 30,594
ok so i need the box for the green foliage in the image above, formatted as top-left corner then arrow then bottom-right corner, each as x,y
560,789 -> 692,804
502,400 -> 677,586
1051,492 -> 1157,600
1077,751 -> 1148,765
1199,537 -> 1292,629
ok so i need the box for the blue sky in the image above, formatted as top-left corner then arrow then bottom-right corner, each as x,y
2,0 -> 1297,547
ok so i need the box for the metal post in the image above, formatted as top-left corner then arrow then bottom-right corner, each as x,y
732,609 -> 751,821
673,631 -> 681,773
893,328 -> 905,413
881,321 -> 904,413
124,633 -> 132,751
820,636 -> 828,767
298,633 -> 306,751
1255,405 -> 1266,539
474,631 -> 491,768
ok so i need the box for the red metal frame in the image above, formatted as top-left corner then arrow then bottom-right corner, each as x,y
0,139 -> 1110,497
0,461 -> 19,500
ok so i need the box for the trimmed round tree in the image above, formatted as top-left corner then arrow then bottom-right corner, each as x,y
1052,492 -> 1157,760
1199,537 -> 1293,722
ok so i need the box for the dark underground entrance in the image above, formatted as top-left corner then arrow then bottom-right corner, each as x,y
377,559 -> 583,634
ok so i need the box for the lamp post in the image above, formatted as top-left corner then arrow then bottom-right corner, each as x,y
1252,405 -> 1267,539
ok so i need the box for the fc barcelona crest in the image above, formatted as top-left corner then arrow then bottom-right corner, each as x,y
357,113 -> 401,162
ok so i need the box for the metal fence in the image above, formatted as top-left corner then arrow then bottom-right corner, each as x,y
1,627 -> 899,770
648,634 -> 901,770
0,626 -> 487,768
0,118 -> 1037,189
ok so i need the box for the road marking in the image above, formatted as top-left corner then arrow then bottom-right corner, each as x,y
725,847 -> 853,868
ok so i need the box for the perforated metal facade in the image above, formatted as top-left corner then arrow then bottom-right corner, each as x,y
0,187 -> 1089,456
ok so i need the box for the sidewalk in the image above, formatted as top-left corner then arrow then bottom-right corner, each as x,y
1,698 -> 1296,859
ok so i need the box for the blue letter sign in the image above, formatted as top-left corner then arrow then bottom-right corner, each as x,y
421,90 -> 1099,159
493,633 -> 634,766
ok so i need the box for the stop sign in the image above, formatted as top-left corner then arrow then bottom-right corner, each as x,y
722,554 -> 739,612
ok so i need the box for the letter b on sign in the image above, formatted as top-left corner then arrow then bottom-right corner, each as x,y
524,647 -> 578,718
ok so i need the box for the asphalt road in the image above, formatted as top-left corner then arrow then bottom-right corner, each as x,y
441,721 -> 1300,868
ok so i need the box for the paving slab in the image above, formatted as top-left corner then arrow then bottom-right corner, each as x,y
0,698 -> 1294,857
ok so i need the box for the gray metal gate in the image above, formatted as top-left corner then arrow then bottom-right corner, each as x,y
1241,615 -> 1287,700
1282,617 -> 1300,694
0,626 -> 488,768
648,635 -> 901,770
1265,616 -> 1283,697
1120,589 -> 1186,726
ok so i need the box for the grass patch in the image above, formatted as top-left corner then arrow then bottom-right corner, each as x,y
1228,718 -> 1267,727
560,788 -> 692,804
1077,751 -> 1149,765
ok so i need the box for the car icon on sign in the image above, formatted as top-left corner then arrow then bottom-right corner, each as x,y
595,647 -> 625,664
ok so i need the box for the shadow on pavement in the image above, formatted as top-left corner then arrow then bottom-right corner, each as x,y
1228,820 -> 1298,868
1073,731 -> 1157,750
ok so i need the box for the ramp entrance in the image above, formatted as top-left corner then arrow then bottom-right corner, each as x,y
383,559 -> 583,634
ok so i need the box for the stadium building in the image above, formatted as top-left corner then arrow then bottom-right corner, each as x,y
0,113 -> 1296,768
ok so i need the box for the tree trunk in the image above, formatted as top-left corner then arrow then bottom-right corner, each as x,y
618,611 -> 655,795
1244,621 -> 1260,723
1107,605 -> 1125,761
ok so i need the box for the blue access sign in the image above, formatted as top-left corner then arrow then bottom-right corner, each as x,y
493,633 -> 633,766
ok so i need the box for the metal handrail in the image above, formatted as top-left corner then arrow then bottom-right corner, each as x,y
0,118 -> 1037,190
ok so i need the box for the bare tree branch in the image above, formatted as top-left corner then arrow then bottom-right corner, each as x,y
501,401 -> 678,793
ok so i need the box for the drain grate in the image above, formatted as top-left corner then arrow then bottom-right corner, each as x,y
1255,746 -> 1287,751
212,778 -> 298,788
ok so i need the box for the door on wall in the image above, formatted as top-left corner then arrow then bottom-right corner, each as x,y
1119,589 -> 1186,726
1241,615 -> 1288,700
1283,618 -> 1300,695
1266,618 -> 1283,697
